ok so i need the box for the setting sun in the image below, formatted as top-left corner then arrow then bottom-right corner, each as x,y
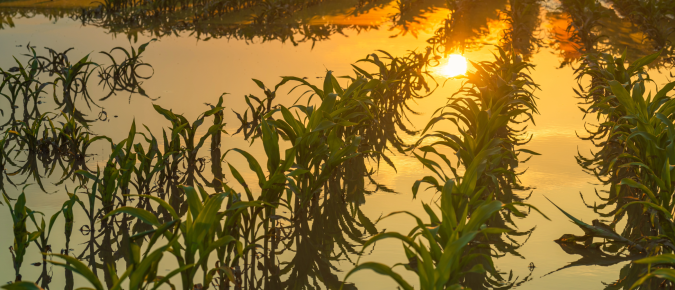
440,54 -> 468,77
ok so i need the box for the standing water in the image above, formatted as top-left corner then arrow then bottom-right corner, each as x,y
1,0 -> 675,289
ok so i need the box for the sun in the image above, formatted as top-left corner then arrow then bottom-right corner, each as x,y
439,54 -> 468,78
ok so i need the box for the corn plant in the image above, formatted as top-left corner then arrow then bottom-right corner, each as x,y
2,190 -> 43,282
558,77 -> 675,287
341,46 -> 546,289
574,51 -> 660,223
153,94 -> 227,187
50,55 -> 99,127
49,178 -> 261,289
630,254 -> 675,289
559,48 -> 675,288
24,202 -> 62,288
61,190 -> 84,255
344,198 -> 512,289
227,73 -> 368,288
345,146 -> 546,289
574,51 -> 657,184
45,219 -> 183,290
223,48 -> 440,287
5,114 -> 57,192
415,47 -> 539,193
236,49 -> 436,170
102,184 -> 259,288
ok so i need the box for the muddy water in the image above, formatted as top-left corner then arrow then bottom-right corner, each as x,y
0,0 -> 670,289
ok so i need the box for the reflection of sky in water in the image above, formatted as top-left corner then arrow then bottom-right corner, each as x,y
0,0 -> 673,288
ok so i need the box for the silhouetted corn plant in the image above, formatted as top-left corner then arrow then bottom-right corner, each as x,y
0,42 -> 156,129
428,0 -> 495,55
609,0 -> 675,50
558,0 -> 608,58
396,0 -> 423,12
501,0 -> 543,59
97,39 -> 157,102
251,0 -> 328,25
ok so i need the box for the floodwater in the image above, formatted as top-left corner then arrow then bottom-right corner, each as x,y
0,0 -> 673,289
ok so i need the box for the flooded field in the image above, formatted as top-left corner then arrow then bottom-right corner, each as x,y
1,0 -> 675,289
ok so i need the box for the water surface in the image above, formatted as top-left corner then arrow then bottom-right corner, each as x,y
0,0 -> 672,289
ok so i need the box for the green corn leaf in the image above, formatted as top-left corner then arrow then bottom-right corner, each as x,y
634,254 -> 675,265
436,231 -> 480,287
192,236 -> 239,277
189,191 -> 229,251
102,207 -> 159,227
343,262 -> 413,290
261,120 -> 280,173
128,246 -> 167,288
609,80 -> 636,114
2,282 -> 44,290
312,120 -> 336,133
616,201 -> 673,221
150,264 -> 194,290
181,185 -> 204,220
225,149 -> 266,187
464,201 -> 503,231
630,269 -> 675,290
620,178 -> 659,203
129,195 -> 179,220
47,254 -> 104,290
362,231 -> 423,255
544,196 -> 632,243
323,71 -> 334,96
626,51 -> 660,75
27,230 -> 42,243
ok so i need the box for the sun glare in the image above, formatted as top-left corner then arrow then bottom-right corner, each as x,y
440,54 -> 468,78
